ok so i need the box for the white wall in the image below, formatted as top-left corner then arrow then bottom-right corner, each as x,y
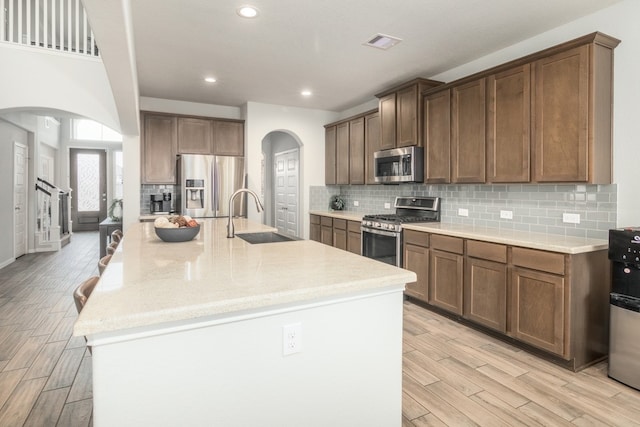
427,0 -> 640,226
0,44 -> 121,132
245,102 -> 339,239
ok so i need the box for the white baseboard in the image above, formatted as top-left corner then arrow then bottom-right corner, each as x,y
0,258 -> 15,270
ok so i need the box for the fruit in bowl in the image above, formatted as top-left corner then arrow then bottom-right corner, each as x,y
154,215 -> 200,242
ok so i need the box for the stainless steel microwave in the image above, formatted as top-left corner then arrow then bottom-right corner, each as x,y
374,146 -> 424,183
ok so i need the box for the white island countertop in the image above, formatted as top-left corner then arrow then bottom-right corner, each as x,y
74,218 -> 415,337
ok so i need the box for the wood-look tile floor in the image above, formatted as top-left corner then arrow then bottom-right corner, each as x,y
2,232 -> 640,426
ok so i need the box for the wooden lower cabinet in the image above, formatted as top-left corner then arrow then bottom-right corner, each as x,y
347,221 -> 361,255
310,215 -> 320,242
404,243 -> 429,302
429,249 -> 464,315
320,217 -> 333,246
332,219 -> 347,251
464,258 -> 507,333
511,267 -> 566,357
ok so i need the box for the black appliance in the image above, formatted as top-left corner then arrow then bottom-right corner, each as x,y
361,196 -> 440,267
150,192 -> 173,214
608,227 -> 640,390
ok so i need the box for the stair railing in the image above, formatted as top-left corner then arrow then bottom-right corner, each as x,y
35,177 -> 72,252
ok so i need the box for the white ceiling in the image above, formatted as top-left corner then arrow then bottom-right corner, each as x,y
130,0 -> 620,112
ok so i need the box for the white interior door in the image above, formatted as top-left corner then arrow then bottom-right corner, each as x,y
14,142 -> 28,258
274,150 -> 299,237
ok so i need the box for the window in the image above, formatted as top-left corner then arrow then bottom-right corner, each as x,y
72,119 -> 123,142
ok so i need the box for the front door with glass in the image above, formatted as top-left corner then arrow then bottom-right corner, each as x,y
70,148 -> 107,231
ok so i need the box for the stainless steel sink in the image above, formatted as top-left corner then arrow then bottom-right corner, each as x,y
236,232 -> 298,244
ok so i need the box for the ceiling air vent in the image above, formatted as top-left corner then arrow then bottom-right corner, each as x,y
364,34 -> 402,50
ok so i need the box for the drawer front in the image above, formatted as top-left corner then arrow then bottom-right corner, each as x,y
512,247 -> 565,275
404,230 -> 429,247
310,214 -> 320,225
321,216 -> 333,227
333,218 -> 347,230
431,234 -> 464,254
467,240 -> 507,263
347,220 -> 361,233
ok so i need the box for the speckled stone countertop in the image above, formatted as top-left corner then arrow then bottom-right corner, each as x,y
403,223 -> 608,254
74,218 -> 415,337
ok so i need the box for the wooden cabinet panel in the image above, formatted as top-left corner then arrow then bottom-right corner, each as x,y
365,112 -> 380,185
177,117 -> 212,154
533,45 -> 589,182
487,64 -> 531,183
349,117 -> 365,184
325,126 -> 337,185
141,113 -> 177,184
333,219 -> 347,230
512,247 -> 565,275
423,89 -> 451,183
452,78 -> 486,183
431,234 -> 463,254
404,230 -> 429,247
310,215 -> 321,242
467,240 -> 507,263
404,243 -> 429,302
396,84 -> 419,147
511,267 -> 566,357
336,122 -> 350,184
347,220 -> 361,255
212,120 -> 244,156
379,93 -> 396,150
429,249 -> 464,315
464,258 -> 507,333
321,224 -> 333,246
333,228 -> 347,251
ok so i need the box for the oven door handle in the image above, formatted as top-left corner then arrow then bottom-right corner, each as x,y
361,227 -> 398,238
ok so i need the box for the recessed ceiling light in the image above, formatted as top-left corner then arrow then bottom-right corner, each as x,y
237,5 -> 259,18
301,90 -> 312,97
364,33 -> 402,50
204,77 -> 217,83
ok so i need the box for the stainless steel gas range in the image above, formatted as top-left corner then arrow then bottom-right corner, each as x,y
361,196 -> 440,267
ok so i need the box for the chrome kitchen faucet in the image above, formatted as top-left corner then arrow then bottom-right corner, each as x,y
227,188 -> 264,238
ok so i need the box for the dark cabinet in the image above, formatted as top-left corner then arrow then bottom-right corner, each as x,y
212,120 -> 244,156
347,221 -> 361,255
423,89 -> 451,183
320,216 -> 333,246
177,117 -> 212,154
141,112 -> 177,184
336,122 -> 350,185
429,235 -> 464,315
487,64 -> 531,183
332,219 -> 347,251
310,215 -> 321,242
451,78 -> 486,183
325,126 -> 337,185
365,112 -> 381,185
349,117 -> 365,184
403,230 -> 430,303
464,240 -> 508,333
378,93 -> 396,150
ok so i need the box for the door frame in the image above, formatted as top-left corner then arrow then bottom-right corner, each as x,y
273,148 -> 300,237
13,142 -> 28,259
69,148 -> 108,231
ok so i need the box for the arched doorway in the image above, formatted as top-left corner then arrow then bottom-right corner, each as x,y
261,131 -> 302,237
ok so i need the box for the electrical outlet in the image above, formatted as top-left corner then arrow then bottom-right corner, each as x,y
384,202 -> 391,209
500,210 -> 513,220
563,213 -> 581,224
458,208 -> 469,217
353,200 -> 359,207
283,323 -> 302,356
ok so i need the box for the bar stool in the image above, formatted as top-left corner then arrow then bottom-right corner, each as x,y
111,229 -> 123,245
106,241 -> 118,256
98,254 -> 112,275
73,276 -> 100,353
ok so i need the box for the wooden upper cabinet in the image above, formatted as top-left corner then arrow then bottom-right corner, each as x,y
487,64 -> 531,183
349,117 -> 365,184
533,45 -> 589,183
212,120 -> 244,156
325,126 -> 337,185
177,117 -> 212,154
141,113 -> 177,184
336,122 -> 350,184
452,78 -> 486,183
396,84 -> 419,147
378,93 -> 396,150
364,112 -> 380,185
423,89 -> 451,183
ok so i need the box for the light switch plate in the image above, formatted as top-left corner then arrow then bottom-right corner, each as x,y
384,203 -> 391,209
353,200 -> 359,207
458,208 -> 469,217
500,210 -> 513,220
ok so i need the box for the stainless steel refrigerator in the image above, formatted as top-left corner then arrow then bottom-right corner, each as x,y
176,154 -> 246,218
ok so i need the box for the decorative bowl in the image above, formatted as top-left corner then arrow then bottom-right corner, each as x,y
154,224 -> 200,242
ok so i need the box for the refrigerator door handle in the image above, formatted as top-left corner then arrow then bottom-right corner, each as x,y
213,158 -> 219,214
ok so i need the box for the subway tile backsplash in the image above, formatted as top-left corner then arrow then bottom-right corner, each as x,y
310,184 -> 617,240
140,184 -> 177,214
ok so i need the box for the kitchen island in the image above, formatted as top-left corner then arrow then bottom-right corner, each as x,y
74,218 -> 415,427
